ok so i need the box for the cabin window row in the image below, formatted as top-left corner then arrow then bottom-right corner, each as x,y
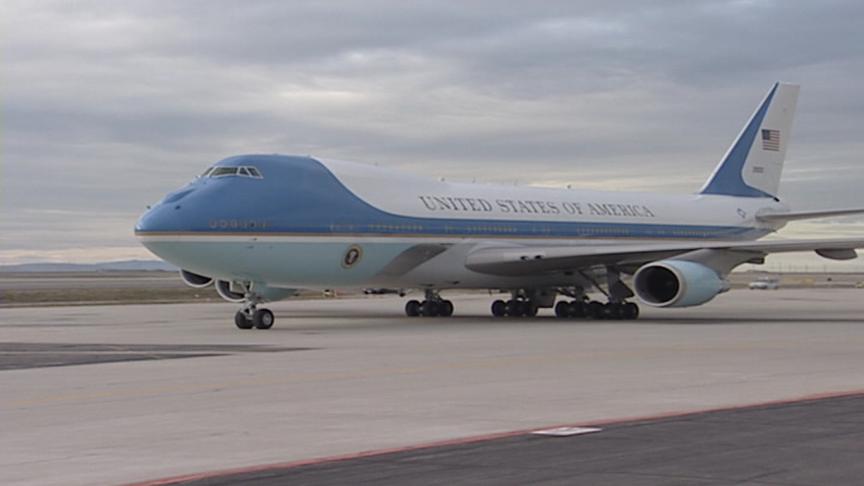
330,223 -> 723,238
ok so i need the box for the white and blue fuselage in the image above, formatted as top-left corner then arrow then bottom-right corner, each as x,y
136,154 -> 785,291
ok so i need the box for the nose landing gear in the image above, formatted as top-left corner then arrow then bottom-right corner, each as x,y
234,292 -> 275,330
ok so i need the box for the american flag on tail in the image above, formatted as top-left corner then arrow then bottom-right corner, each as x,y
761,129 -> 780,151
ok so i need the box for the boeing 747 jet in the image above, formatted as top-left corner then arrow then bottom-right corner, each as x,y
136,83 -> 864,329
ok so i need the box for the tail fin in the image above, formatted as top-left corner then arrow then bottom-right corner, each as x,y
700,82 -> 799,198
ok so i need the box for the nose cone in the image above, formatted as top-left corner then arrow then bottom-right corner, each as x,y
135,203 -> 175,233
135,187 -> 198,234
135,191 -> 200,265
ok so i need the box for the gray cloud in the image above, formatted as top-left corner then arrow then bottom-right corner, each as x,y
3,0 -> 864,263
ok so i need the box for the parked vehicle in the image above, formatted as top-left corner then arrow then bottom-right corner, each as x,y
749,276 -> 780,290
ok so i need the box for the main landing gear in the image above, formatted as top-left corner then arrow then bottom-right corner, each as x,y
485,267 -> 642,320
486,295 -> 639,320
490,298 -> 538,317
489,289 -> 553,317
234,293 -> 275,330
405,290 -> 454,317
551,267 -> 640,320
554,300 -> 639,320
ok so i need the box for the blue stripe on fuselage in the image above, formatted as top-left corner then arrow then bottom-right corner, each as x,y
136,155 -> 765,241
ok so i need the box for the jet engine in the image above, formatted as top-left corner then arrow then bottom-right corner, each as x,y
633,260 -> 729,308
180,269 -> 213,288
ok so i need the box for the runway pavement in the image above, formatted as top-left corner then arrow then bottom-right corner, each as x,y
162,393 -> 864,486
1,289 -> 863,485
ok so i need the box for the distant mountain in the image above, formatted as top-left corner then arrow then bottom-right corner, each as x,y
0,259 -> 178,273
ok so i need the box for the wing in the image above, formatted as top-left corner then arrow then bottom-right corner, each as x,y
756,208 -> 864,222
465,238 -> 864,276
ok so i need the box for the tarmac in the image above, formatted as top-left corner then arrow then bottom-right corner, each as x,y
164,394 -> 864,486
2,288 -> 864,485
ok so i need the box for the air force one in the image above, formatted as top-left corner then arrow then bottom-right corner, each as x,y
136,83 -> 864,329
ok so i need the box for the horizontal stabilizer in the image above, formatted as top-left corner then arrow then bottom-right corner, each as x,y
756,208 -> 864,222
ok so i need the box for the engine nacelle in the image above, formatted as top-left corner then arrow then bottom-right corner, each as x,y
180,269 -> 213,288
634,260 -> 729,308
215,280 -> 245,303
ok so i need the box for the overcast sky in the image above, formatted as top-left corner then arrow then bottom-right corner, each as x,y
2,0 -> 864,268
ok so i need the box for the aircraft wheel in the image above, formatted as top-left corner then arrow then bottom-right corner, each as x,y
491,300 -> 507,317
253,308 -> 275,329
505,299 -> 522,317
587,301 -> 604,319
554,301 -> 571,318
604,303 -> 623,320
570,301 -> 586,318
235,311 -> 253,330
623,302 -> 640,320
405,300 -> 421,317
421,300 -> 439,317
439,300 -> 454,317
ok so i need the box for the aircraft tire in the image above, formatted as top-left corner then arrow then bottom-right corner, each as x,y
554,301 -> 570,318
253,309 -> 275,329
405,300 -> 421,317
570,301 -> 586,318
604,303 -> 623,320
235,311 -> 253,330
623,302 -> 640,320
439,300 -> 454,317
491,300 -> 506,317
505,300 -> 522,317
587,301 -> 604,319
421,300 -> 439,317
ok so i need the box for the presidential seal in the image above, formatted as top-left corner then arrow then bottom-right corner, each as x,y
342,245 -> 363,268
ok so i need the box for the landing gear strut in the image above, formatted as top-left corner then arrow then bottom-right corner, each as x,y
405,290 -> 454,318
234,291 -> 275,330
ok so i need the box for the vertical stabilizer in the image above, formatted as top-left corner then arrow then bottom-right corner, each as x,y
700,82 -> 799,198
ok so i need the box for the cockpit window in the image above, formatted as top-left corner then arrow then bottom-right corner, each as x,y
210,167 -> 239,177
204,165 -> 263,179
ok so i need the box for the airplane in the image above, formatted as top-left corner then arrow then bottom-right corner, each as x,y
136,82 -> 864,329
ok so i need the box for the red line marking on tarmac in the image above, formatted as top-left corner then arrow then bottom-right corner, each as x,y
126,388 -> 864,486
